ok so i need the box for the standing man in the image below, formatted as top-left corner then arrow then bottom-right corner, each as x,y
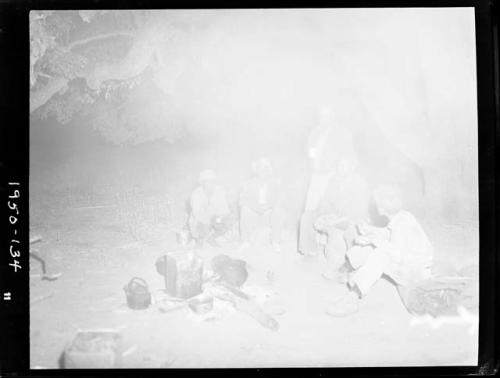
188,169 -> 231,247
298,106 -> 356,256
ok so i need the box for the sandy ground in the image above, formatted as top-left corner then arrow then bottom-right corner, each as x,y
29,194 -> 478,369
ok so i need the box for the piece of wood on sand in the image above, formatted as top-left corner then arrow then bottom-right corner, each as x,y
215,283 -> 280,331
31,292 -> 54,305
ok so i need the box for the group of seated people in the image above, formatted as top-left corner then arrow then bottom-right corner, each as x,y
186,157 -> 284,251
184,101 -> 475,317
298,150 -> 434,316
185,151 -> 435,317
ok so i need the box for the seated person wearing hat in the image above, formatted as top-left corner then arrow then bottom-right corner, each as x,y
188,170 -> 231,247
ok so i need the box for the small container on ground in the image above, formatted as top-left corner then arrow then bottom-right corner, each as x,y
62,329 -> 122,368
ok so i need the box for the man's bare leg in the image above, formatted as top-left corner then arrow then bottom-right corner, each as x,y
322,229 -> 348,282
298,210 -> 321,255
326,249 -> 390,317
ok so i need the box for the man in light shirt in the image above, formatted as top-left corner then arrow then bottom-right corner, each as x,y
239,158 -> 285,251
188,169 -> 231,247
326,185 -> 434,317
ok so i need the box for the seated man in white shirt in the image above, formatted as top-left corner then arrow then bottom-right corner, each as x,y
188,169 -> 231,247
326,184 -> 434,317
239,158 -> 285,251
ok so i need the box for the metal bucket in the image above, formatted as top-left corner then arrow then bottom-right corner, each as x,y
123,277 -> 151,310
63,329 -> 122,368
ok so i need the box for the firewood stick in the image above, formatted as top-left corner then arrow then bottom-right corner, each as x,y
30,235 -> 43,244
212,283 -> 279,331
30,292 -> 54,305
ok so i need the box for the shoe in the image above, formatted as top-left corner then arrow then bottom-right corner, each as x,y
300,250 -> 319,257
337,270 -> 349,284
322,269 -> 339,281
322,267 -> 348,284
325,291 -> 360,317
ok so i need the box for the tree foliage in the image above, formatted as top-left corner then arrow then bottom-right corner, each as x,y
30,10 -> 168,145
30,9 -> 477,168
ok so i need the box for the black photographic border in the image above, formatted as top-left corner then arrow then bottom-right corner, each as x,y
0,0 -> 497,376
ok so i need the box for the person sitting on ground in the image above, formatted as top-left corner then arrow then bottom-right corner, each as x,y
313,156 -> 371,282
239,158 -> 285,252
188,169 -> 231,247
326,184 -> 434,317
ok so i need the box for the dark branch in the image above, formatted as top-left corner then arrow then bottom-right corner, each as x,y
30,77 -> 68,114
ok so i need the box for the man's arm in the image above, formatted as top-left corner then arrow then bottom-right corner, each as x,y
355,222 -> 390,247
390,213 -> 434,262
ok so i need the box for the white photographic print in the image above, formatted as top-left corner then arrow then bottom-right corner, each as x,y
29,8 -> 479,368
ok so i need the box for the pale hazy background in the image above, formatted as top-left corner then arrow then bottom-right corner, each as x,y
30,8 -> 479,368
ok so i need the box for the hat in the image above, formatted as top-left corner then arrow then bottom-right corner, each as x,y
199,169 -> 217,182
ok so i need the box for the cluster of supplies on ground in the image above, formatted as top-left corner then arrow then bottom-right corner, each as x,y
61,248 -> 281,368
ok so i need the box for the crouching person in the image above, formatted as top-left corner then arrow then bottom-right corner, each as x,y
188,170 -> 231,248
313,157 -> 370,282
239,158 -> 285,251
326,185 -> 434,317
